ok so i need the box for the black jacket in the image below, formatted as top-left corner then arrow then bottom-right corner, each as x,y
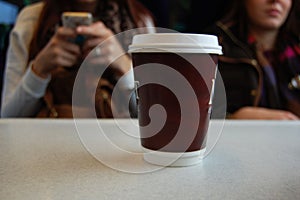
210,22 -> 265,116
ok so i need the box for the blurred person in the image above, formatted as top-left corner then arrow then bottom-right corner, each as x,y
1,0 -> 154,118
210,0 -> 300,120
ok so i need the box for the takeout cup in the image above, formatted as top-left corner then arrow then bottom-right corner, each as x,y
129,33 -> 222,166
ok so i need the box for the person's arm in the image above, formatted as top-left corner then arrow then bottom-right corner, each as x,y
229,106 -> 299,120
1,3 -> 50,117
2,3 -> 81,118
1,65 -> 50,118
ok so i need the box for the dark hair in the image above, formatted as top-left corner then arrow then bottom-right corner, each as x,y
29,0 -> 153,61
221,0 -> 300,41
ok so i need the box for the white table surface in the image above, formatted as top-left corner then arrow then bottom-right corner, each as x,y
0,119 -> 299,200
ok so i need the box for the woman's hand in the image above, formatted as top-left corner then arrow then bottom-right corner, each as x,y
229,107 -> 299,120
33,27 -> 81,78
77,22 -> 132,75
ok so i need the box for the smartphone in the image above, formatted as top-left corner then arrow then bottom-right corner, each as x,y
62,12 -> 93,29
62,12 -> 93,45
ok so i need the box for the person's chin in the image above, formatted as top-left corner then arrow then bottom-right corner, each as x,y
264,20 -> 285,30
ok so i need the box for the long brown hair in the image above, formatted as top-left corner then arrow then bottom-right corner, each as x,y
221,0 -> 300,42
29,0 -> 153,62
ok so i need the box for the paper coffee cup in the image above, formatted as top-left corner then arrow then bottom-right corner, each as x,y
129,33 -> 222,166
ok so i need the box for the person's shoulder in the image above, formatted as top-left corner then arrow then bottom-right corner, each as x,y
10,2 -> 45,46
17,2 -> 44,22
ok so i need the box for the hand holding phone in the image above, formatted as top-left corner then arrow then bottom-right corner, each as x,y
62,12 -> 93,45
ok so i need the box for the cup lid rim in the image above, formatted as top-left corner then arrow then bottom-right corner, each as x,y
128,33 -> 222,54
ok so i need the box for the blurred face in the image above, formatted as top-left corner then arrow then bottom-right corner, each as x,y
245,0 -> 292,31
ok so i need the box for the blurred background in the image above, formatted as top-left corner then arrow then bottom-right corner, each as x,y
0,0 -> 231,107
139,0 -> 231,33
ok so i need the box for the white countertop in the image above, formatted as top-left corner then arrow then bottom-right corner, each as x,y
0,119 -> 299,200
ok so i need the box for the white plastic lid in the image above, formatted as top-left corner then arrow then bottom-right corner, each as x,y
128,33 -> 222,54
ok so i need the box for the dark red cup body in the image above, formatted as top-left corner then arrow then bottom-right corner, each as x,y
132,52 -> 218,152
